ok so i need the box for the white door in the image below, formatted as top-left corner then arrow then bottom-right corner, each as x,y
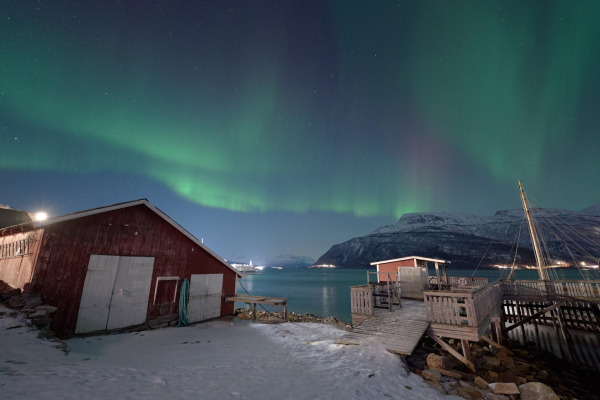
75,255 -> 155,334
75,255 -> 120,334
106,256 -> 155,330
188,273 -> 223,323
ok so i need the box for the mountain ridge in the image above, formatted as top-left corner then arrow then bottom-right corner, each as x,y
314,204 -> 600,269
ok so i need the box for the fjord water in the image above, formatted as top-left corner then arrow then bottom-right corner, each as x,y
235,267 -> 600,323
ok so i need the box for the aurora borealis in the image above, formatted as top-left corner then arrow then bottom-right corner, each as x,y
2,1 -> 600,259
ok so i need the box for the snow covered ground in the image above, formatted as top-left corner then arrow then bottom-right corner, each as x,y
0,305 -> 450,400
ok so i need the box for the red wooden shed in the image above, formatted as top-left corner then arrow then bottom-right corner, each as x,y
0,199 -> 242,336
370,256 -> 450,298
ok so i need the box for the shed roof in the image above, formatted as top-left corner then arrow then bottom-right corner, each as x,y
0,199 -> 243,277
370,256 -> 450,265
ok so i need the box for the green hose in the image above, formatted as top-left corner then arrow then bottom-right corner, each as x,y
177,278 -> 190,327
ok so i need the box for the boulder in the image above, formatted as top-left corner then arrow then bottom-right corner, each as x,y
535,370 -> 549,380
516,363 -> 530,373
490,382 -> 519,395
421,369 -> 442,382
457,386 -> 483,399
32,317 -> 53,326
432,368 -> 461,379
518,382 -> 559,400
426,353 -> 451,369
28,310 -> 49,319
2,288 -> 22,300
34,305 -> 57,314
499,372 -> 521,385
474,376 -> 489,390
425,381 -> 445,394
8,296 -> 26,308
25,298 -> 43,309
484,395 -> 509,400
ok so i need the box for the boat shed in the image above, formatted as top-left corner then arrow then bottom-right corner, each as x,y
370,256 -> 450,298
0,199 -> 242,336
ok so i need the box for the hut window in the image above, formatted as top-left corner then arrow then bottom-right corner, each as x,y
0,238 -> 34,260
153,277 -> 180,305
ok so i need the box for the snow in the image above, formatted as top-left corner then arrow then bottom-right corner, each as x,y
0,305 -> 450,400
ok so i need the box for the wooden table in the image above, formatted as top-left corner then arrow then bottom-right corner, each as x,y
225,295 -> 288,322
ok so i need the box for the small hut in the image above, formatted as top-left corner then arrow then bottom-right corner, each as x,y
369,256 -> 450,298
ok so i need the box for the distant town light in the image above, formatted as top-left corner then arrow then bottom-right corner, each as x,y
35,212 -> 48,221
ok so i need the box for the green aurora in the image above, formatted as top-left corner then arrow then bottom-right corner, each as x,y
1,1 -> 599,219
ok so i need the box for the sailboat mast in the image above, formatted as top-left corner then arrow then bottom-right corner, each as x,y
518,180 -> 547,280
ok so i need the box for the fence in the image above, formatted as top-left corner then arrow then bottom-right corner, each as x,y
429,276 -> 489,288
501,279 -> 600,300
424,281 -> 503,339
350,285 -> 374,316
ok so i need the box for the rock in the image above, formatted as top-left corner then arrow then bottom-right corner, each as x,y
432,368 -> 462,379
426,353 -> 451,369
474,376 -> 489,390
490,382 -> 519,395
421,369 -> 442,382
518,382 -> 559,400
483,356 -> 501,366
425,381 -> 445,394
450,370 -> 476,382
499,372 -> 521,385
516,363 -> 530,373
484,395 -> 509,400
535,370 -> 549,380
28,310 -> 49,319
516,376 -> 527,385
3,288 -> 22,300
34,305 -> 57,314
25,298 -> 43,309
441,381 -> 457,392
8,296 -> 26,308
32,317 -> 53,326
457,386 -> 483,399
487,371 -> 499,381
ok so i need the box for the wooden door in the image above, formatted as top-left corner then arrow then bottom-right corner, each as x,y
75,255 -> 154,334
188,273 -> 223,323
75,255 -> 120,334
106,256 -> 155,330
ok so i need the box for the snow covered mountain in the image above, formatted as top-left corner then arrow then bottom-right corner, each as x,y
266,254 -> 315,268
315,205 -> 600,269
224,254 -> 315,268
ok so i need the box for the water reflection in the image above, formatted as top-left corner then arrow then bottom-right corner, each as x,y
507,322 -> 600,369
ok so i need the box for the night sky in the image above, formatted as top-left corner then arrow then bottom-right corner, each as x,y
1,1 -> 599,261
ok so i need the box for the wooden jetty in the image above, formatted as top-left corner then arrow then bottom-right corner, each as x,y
341,276 -> 600,370
338,300 -> 429,355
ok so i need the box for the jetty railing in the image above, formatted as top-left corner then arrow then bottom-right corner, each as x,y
424,281 -> 503,340
501,279 -> 600,300
350,285 -> 374,316
429,276 -> 488,288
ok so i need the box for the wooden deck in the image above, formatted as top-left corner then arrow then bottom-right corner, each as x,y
338,300 -> 429,355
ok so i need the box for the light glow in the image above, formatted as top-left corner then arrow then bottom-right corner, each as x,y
35,212 -> 48,221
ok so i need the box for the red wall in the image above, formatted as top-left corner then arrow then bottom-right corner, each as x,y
27,205 -> 236,336
377,260 -> 415,281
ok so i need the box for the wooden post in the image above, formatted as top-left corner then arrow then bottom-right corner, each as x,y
429,333 -> 475,371
461,339 -> 472,361
435,262 -> 441,291
284,298 -> 288,322
443,264 -> 449,286
555,305 -> 571,340
387,273 -> 392,311
252,303 -> 257,320
516,301 -> 527,340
